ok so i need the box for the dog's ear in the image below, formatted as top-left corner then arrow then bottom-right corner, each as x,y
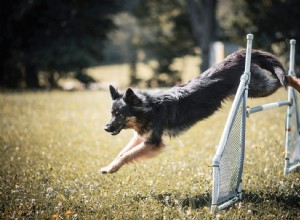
123,88 -> 142,106
109,85 -> 121,100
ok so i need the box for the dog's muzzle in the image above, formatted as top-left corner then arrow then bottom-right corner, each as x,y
104,123 -> 124,135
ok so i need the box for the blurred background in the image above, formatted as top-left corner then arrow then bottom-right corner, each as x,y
0,0 -> 299,90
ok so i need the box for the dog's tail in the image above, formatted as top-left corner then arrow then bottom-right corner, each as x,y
251,50 -> 286,86
241,49 -> 300,97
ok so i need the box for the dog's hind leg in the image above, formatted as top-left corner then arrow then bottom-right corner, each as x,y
286,76 -> 300,93
100,141 -> 165,174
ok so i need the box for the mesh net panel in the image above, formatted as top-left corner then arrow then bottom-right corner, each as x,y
217,93 -> 245,204
287,90 -> 300,168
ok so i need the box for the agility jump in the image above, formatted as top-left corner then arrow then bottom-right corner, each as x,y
211,35 -> 300,212
102,36 -> 300,174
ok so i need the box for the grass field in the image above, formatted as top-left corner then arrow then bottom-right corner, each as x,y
1,89 -> 300,219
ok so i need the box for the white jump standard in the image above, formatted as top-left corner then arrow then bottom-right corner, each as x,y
211,35 -> 300,212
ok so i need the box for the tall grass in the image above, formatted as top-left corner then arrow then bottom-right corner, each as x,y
0,89 -> 299,219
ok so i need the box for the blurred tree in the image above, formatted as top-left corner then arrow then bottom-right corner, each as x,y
132,0 -> 217,86
0,0 -> 123,89
219,0 -> 300,70
132,0 -> 195,86
186,0 -> 216,71
101,12 -> 142,86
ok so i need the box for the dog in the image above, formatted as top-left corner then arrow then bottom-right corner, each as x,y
100,49 -> 300,174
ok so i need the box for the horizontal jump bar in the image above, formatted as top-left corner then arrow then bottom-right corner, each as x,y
215,196 -> 241,212
284,161 -> 300,175
247,100 -> 291,116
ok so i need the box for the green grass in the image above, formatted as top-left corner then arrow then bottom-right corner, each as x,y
0,89 -> 300,219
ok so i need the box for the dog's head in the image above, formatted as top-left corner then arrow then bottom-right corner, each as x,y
104,85 -> 143,135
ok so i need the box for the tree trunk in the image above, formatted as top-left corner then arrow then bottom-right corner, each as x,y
25,63 -> 40,89
186,0 -> 202,48
186,0 -> 216,72
48,72 -> 60,89
129,60 -> 139,86
200,0 -> 216,71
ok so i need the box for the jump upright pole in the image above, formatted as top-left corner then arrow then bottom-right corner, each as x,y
211,34 -> 253,212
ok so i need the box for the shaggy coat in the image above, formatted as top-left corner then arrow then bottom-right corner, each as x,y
101,49 -> 300,174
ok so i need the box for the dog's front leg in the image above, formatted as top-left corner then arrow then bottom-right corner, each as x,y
100,132 -> 144,174
100,140 -> 165,174
115,131 -> 144,158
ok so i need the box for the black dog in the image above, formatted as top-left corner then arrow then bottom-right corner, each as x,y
100,49 -> 300,174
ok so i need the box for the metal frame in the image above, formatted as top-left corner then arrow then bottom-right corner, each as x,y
211,36 -> 299,212
284,89 -> 300,174
211,34 -> 253,212
284,40 -> 300,174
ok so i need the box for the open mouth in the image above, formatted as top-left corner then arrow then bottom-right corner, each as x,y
110,124 -> 125,135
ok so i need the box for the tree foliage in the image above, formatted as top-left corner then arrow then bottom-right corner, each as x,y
0,0 -> 123,88
1,0 -> 299,89
219,0 -> 300,69
132,0 -> 195,86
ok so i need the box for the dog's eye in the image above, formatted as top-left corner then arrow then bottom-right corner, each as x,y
112,110 -> 120,116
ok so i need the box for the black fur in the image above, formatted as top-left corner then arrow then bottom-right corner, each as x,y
105,49 -> 287,145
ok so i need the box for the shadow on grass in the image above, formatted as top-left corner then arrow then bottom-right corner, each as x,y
140,190 -> 300,211
132,192 -> 212,209
243,191 -> 300,209
158,192 -> 211,209
176,193 -> 212,209
131,186 -> 299,211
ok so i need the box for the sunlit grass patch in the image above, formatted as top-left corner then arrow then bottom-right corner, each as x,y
0,89 -> 300,219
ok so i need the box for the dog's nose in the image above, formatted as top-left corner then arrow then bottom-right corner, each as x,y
104,124 -> 112,132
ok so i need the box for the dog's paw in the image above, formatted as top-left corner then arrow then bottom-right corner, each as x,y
99,165 -> 119,174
